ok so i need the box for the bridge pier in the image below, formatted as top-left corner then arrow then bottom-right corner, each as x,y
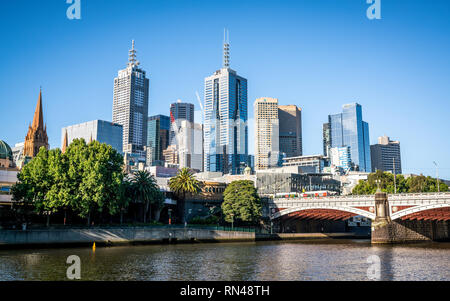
371,190 -> 450,243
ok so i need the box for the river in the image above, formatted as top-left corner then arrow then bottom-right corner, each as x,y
0,240 -> 448,281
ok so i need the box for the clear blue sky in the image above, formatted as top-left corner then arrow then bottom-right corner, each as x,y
1,0 -> 449,179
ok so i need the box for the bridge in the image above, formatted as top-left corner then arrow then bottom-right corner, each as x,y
267,192 -> 450,243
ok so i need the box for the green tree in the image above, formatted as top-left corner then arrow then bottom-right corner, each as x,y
65,139 -> 124,224
12,147 -> 63,226
131,170 -> 162,223
168,168 -> 202,223
13,139 -> 125,226
352,170 -> 448,194
222,180 -> 261,225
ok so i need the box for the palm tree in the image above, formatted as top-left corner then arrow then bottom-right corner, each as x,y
168,168 -> 202,223
131,170 -> 160,223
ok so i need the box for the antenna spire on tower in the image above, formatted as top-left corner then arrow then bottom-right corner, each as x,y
128,40 -> 139,66
223,29 -> 230,68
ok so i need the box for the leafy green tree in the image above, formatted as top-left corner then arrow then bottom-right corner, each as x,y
352,170 -> 448,194
131,170 -> 162,223
168,168 -> 202,223
222,180 -> 261,225
12,147 -> 63,226
13,139 -> 125,226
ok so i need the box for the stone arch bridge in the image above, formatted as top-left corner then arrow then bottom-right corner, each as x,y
268,192 -> 450,243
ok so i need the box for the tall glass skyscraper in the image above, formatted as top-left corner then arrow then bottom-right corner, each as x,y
112,41 -> 149,158
323,103 -> 371,172
203,33 -> 248,174
147,115 -> 170,165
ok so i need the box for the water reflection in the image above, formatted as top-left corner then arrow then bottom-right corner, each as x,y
0,240 -> 448,281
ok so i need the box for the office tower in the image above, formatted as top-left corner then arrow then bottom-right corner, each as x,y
278,105 -> 302,158
370,136 -> 402,174
254,97 -> 281,170
330,146 -> 352,170
24,89 -> 49,158
203,32 -> 248,174
61,120 -> 123,154
169,100 -> 195,145
112,40 -> 149,158
147,115 -> 170,165
325,103 -> 371,172
322,123 -> 331,157
177,121 -> 204,171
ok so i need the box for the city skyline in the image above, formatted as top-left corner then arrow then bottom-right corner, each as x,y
1,0 -> 450,178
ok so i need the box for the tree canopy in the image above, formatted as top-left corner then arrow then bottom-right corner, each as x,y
168,168 -> 202,199
352,170 -> 448,195
13,139 -> 125,223
221,180 -> 261,225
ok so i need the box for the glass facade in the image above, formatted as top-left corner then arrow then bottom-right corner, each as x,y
61,120 -> 123,154
147,115 -> 170,165
204,68 -> 248,174
326,103 -> 371,172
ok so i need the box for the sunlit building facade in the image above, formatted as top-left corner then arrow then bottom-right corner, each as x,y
204,36 -> 248,174
112,40 -> 149,158
323,103 -> 371,172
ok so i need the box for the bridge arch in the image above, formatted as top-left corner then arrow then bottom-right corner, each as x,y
272,205 -> 376,220
391,203 -> 450,220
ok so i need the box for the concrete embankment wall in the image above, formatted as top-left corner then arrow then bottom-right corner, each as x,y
0,227 -> 255,248
0,227 -> 363,248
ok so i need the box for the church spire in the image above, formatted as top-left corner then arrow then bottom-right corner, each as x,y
62,130 -> 68,153
23,88 -> 49,158
32,89 -> 44,130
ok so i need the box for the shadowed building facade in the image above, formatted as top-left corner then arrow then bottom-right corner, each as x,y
370,136 -> 402,174
278,105 -> 302,158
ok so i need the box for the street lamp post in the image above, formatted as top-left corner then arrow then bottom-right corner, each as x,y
168,208 -> 172,225
433,161 -> 440,193
230,213 -> 234,231
393,157 -> 397,194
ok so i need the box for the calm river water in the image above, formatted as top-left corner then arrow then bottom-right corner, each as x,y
0,240 -> 449,281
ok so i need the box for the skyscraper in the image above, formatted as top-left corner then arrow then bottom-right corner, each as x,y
112,40 -> 149,158
278,105 -> 302,158
203,32 -> 248,174
324,103 -> 371,172
24,89 -> 49,158
254,97 -> 281,170
169,100 -> 194,145
370,136 -> 402,174
147,115 -> 170,165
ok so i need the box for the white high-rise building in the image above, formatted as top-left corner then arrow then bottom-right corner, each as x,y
254,97 -> 281,170
112,40 -> 149,158
178,120 -> 204,171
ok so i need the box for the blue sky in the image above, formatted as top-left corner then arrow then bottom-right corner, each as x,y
1,0 -> 449,178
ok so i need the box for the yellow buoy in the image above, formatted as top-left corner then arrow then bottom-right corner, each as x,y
92,242 -> 96,252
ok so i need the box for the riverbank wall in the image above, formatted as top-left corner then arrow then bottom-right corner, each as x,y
0,227 -> 366,249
